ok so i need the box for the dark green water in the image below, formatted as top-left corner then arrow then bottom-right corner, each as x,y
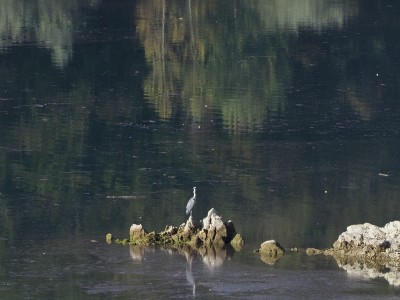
2,0 -> 400,298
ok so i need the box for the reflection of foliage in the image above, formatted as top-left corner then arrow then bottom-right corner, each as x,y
0,0 -> 100,68
338,1 -> 400,122
136,0 -> 362,133
136,0 -> 290,133
255,0 -> 358,32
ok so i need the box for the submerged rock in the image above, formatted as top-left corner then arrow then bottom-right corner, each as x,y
108,208 -> 244,251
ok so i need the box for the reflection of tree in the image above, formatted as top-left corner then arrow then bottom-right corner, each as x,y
0,0 -> 100,68
136,0 -> 361,134
136,0 -> 290,133
256,0 -> 358,32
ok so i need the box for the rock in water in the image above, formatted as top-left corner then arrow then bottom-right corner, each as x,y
307,221 -> 400,269
230,234 -> 245,251
257,240 -> 285,264
259,240 -> 285,254
129,224 -> 154,245
105,233 -> 113,244
130,224 -> 147,240
334,223 -> 386,249
332,221 -> 400,262
198,208 -> 237,246
202,208 -> 218,230
307,221 -> 400,286
110,208 -> 244,250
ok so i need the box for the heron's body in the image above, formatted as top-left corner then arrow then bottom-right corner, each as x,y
186,187 -> 196,216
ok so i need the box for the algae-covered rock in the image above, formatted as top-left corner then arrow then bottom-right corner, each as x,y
259,240 -> 285,255
129,224 -> 153,245
305,247 -> 335,257
106,208 -> 245,251
256,240 -> 285,264
230,234 -> 244,251
105,233 -> 113,244
130,224 -> 147,240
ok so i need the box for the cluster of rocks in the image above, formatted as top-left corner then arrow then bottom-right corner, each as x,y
106,207 -> 400,285
106,208 -> 244,250
253,221 -> 400,269
254,240 -> 286,264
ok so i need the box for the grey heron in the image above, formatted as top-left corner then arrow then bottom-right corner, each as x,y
186,187 -> 196,216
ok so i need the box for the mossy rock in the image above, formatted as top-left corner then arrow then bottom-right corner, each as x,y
106,208 -> 245,252
230,234 -> 244,251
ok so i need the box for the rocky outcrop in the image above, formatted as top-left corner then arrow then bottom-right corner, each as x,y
307,221 -> 400,265
306,221 -> 400,286
107,208 -> 244,251
332,222 -> 400,262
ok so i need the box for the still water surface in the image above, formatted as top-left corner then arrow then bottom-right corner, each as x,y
1,0 -> 400,298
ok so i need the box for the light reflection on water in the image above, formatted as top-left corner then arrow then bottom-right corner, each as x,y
4,237 -> 398,299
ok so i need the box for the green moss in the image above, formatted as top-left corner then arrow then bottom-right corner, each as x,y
115,239 -> 130,245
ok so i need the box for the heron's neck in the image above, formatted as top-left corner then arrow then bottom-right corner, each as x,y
193,189 -> 196,197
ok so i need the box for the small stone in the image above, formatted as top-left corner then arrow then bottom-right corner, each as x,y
105,233 -> 113,244
306,248 -> 323,255
230,234 -> 244,251
258,240 -> 285,264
